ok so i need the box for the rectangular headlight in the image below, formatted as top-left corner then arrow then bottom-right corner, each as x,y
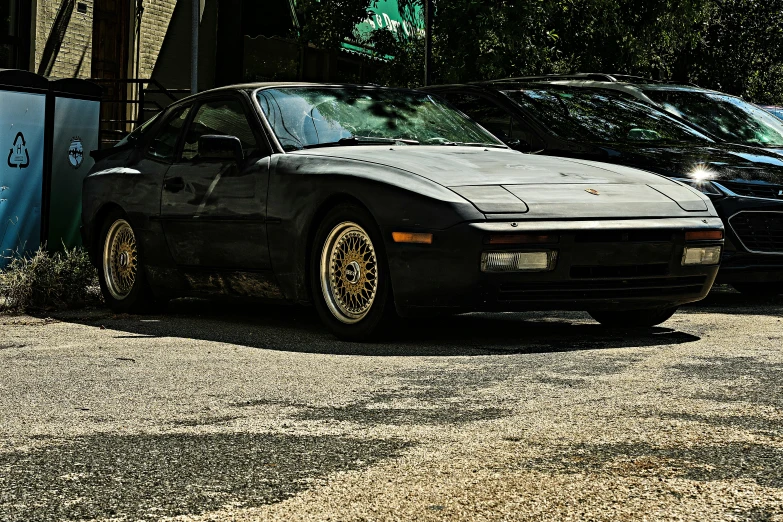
682,246 -> 722,266
481,251 -> 558,272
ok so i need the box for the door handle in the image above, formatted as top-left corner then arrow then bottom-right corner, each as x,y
163,177 -> 185,192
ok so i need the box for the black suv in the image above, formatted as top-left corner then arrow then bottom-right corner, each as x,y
426,79 -> 783,295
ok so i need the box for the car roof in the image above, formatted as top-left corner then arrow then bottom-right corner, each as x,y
467,76 -> 736,98
171,82 -> 423,105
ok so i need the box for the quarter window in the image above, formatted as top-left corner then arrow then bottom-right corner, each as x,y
181,99 -> 259,161
147,106 -> 191,161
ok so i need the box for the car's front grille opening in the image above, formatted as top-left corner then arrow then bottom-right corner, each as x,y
719,181 -> 783,200
497,276 -> 707,301
570,264 -> 669,279
574,230 -> 675,243
729,212 -> 783,253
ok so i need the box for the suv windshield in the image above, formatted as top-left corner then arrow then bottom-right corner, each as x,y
644,90 -> 783,148
504,86 -> 712,145
255,87 -> 504,151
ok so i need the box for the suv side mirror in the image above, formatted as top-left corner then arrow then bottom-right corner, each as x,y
507,138 -> 532,152
199,135 -> 244,162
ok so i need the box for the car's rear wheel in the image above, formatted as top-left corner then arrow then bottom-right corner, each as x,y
588,307 -> 678,328
311,204 -> 396,341
731,282 -> 783,297
98,210 -> 159,313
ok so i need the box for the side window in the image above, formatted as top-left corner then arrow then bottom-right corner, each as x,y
447,93 -> 543,151
448,93 -> 513,141
147,106 -> 191,161
181,99 -> 260,161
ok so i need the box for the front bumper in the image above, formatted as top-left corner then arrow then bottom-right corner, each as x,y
386,217 -> 723,317
709,194 -> 783,284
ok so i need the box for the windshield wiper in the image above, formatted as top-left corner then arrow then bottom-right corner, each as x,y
434,141 -> 507,149
303,136 -> 420,149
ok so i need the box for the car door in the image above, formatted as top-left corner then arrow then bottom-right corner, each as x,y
132,104 -> 193,269
160,95 -> 272,273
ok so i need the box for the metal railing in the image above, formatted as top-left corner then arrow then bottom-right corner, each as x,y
89,78 -> 190,148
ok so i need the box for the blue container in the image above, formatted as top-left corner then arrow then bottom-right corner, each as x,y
0,70 -> 101,268
0,70 -> 48,268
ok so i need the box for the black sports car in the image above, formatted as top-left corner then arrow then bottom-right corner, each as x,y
82,84 -> 724,340
426,81 -> 783,296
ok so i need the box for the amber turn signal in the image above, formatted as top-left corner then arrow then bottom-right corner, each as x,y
685,230 -> 724,241
486,234 -> 559,245
392,232 -> 433,244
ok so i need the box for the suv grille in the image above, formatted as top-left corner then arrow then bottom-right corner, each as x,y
718,181 -> 783,200
729,212 -> 783,253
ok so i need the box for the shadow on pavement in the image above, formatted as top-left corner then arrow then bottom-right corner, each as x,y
44,299 -> 701,356
680,284 -> 783,316
516,439 -> 783,489
0,432 -> 409,522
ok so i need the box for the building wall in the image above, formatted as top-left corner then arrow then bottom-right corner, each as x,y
32,0 -> 178,80
137,0 -> 177,80
35,0 -> 94,78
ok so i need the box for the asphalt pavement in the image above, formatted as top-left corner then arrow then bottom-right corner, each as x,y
0,286 -> 782,521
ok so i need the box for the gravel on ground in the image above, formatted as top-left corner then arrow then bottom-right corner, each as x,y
0,287 -> 781,521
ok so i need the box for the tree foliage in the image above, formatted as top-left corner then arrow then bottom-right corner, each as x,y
298,0 -> 783,104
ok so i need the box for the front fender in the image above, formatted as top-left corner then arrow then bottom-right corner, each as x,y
266,154 -> 484,303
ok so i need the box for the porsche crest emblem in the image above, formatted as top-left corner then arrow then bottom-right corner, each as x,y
585,188 -> 600,195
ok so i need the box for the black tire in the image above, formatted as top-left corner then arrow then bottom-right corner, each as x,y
97,209 -> 160,314
588,307 -> 678,328
310,204 -> 396,341
731,282 -> 783,297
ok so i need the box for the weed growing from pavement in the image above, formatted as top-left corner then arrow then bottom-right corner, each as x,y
0,246 -> 102,311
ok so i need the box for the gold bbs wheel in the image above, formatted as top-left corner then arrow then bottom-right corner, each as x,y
320,221 -> 379,324
103,219 -> 138,301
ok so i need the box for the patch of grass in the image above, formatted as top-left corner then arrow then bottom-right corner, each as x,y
0,246 -> 102,311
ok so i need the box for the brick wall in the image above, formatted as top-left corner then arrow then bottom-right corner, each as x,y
33,0 -> 177,80
137,0 -> 177,80
35,0 -> 94,78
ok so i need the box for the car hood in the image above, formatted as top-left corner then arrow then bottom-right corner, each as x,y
596,142 -> 783,184
294,146 -> 712,217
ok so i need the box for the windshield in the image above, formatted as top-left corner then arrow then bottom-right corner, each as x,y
645,90 -> 783,148
115,113 -> 161,147
767,107 -> 783,121
504,86 -> 712,145
255,87 -> 504,151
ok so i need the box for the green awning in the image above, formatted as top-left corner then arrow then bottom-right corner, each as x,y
289,0 -> 424,57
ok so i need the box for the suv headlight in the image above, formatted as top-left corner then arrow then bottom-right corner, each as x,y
671,177 -> 723,196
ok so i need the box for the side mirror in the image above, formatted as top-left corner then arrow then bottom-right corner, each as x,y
507,138 -> 532,152
199,135 -> 244,162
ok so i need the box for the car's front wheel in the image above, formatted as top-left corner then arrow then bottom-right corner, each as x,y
731,282 -> 783,297
98,210 -> 159,313
311,204 -> 396,341
588,307 -> 678,328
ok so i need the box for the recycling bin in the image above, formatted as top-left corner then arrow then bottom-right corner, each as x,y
0,70 -> 101,268
45,78 -> 102,250
0,69 -> 48,268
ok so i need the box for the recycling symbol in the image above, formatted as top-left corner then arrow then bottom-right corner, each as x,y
7,132 -> 30,169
